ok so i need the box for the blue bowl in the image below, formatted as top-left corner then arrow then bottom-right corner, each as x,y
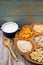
1,22 -> 20,38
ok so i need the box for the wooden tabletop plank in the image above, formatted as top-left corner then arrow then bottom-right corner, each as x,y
0,30 -> 36,65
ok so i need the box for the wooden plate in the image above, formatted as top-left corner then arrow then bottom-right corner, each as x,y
14,23 -> 43,65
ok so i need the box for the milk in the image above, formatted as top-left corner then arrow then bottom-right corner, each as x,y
2,22 -> 18,33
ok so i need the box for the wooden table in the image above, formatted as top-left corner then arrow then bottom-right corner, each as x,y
0,30 -> 37,65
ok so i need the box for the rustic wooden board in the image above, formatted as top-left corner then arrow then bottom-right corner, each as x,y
0,2 -> 43,26
0,0 -> 43,2
0,2 -> 43,16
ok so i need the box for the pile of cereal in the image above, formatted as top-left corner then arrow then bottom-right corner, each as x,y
33,24 -> 43,33
30,48 -> 43,62
19,26 -> 33,39
34,35 -> 43,46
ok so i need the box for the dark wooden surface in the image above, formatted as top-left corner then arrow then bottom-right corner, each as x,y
0,2 -> 43,25
0,2 -> 43,27
0,0 -> 43,2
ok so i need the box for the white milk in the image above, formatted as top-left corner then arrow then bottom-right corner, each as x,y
2,22 -> 18,33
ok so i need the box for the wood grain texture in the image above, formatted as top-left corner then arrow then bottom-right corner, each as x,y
35,3 -> 43,14
12,4 -> 28,15
0,0 -> 43,2
0,2 -> 43,17
0,30 -> 37,65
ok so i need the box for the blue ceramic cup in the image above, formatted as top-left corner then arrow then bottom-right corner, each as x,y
1,22 -> 20,38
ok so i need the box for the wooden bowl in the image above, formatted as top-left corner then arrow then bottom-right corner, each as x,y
14,23 -> 43,65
